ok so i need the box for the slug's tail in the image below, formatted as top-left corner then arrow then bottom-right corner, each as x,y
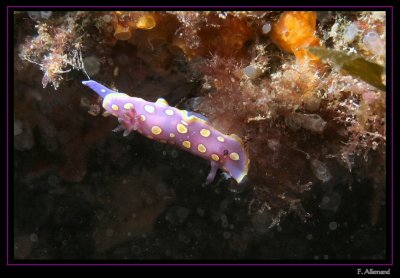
82,80 -> 114,98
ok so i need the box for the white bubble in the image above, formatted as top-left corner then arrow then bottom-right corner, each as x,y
40,11 -> 52,19
329,221 -> 338,230
300,113 -> 327,133
223,231 -> 231,239
220,214 -> 228,222
83,56 -> 101,77
267,139 -> 280,151
171,150 -> 179,158
262,23 -> 272,34
310,159 -> 332,183
103,14 -> 112,23
30,233 -> 38,242
363,31 -> 385,56
243,64 -> 263,79
319,192 -> 341,212
344,23 -> 359,43
27,11 -> 41,21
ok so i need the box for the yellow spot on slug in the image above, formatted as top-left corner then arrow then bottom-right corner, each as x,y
165,109 -> 174,116
229,152 -> 240,161
147,135 -> 154,139
197,144 -> 207,153
182,140 -> 191,148
123,103 -> 134,110
151,126 -> 162,135
103,111 -> 111,117
144,105 -> 155,113
211,154 -> 220,161
177,123 -> 188,134
182,110 -> 189,118
156,98 -> 169,105
140,115 -> 146,121
111,104 -> 119,111
217,136 -> 225,142
169,133 -> 176,138
200,129 -> 211,137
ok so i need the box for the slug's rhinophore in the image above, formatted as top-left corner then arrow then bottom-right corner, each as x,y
82,80 -> 249,184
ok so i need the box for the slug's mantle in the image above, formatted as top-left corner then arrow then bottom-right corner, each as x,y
82,80 -> 250,184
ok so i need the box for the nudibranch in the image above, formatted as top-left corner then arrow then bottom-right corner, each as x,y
82,80 -> 249,184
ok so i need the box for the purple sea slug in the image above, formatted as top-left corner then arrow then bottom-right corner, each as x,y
82,80 -> 250,184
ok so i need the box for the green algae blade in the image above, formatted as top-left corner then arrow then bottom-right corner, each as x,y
307,47 -> 386,91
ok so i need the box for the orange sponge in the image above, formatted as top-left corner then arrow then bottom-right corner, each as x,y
270,11 -> 322,64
